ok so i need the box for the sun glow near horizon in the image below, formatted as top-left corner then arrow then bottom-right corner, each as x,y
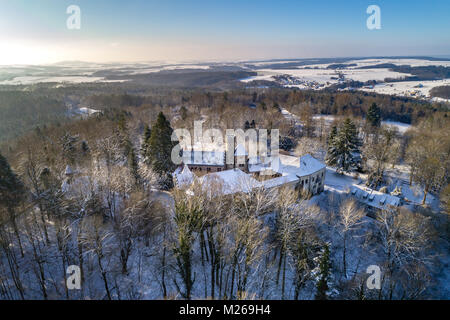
0,0 -> 449,65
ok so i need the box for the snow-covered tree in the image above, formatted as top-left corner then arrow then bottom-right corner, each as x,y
339,199 -> 365,278
315,244 -> 331,300
0,152 -> 26,256
326,118 -> 361,173
366,102 -> 381,128
140,124 -> 152,162
146,112 -> 176,189
60,132 -> 79,165
363,126 -> 400,188
376,207 -> 434,299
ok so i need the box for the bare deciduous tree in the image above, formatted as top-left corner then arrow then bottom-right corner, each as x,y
376,207 -> 435,299
339,199 -> 365,278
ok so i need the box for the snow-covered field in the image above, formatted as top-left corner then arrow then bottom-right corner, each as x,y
1,58 -> 448,100
0,75 -> 127,85
240,58 -> 450,102
311,114 -> 412,135
345,58 -> 450,68
359,79 -> 450,101
241,68 -> 411,86
381,120 -> 411,134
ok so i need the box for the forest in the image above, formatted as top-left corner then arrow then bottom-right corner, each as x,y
0,85 -> 449,300
1,82 -> 448,145
430,85 -> 450,99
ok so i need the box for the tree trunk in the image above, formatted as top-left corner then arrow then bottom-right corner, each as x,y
9,208 -> 24,257
161,247 -> 167,299
276,249 -> 283,285
281,254 -> 287,299
97,254 -> 112,300
422,186 -> 429,205
38,202 -> 49,244
343,233 -> 347,278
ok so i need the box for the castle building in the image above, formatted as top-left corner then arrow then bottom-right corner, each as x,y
174,142 -> 326,196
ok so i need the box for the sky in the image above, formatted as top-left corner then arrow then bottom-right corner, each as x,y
0,0 -> 449,65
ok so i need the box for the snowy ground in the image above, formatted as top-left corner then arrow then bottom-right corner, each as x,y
280,107 -> 301,126
319,166 -> 448,299
284,111 -> 412,136
325,164 -> 437,208
239,58 -> 450,102
359,79 -> 450,102
344,58 -> 450,68
241,68 -> 411,87
0,76 -> 127,85
381,120 -> 411,134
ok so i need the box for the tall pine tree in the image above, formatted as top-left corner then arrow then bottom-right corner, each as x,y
327,125 -> 337,144
146,112 -> 176,189
0,152 -> 26,256
141,125 -> 152,162
127,145 -> 139,186
115,113 -> 141,187
366,102 -> 381,128
326,118 -> 361,173
325,125 -> 338,168
315,244 -> 331,300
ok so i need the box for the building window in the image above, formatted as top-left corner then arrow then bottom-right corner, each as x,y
217,168 -> 222,172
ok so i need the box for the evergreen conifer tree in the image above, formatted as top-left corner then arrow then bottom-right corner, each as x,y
325,125 -> 339,168
127,145 -> 140,185
60,132 -> 79,165
147,112 -> 176,189
326,119 -> 361,173
141,125 -> 152,162
315,244 -> 331,300
366,102 -> 381,127
0,152 -> 26,256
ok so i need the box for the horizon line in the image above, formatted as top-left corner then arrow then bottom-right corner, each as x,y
2,54 -> 450,67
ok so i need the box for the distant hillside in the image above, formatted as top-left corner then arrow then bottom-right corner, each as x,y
101,70 -> 256,88
0,91 -> 66,142
430,85 -> 450,99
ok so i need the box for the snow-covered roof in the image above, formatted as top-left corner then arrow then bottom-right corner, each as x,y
173,164 -> 195,188
350,185 -> 401,210
262,174 -> 298,189
298,154 -> 326,176
184,155 -> 325,195
248,154 -> 325,178
198,169 -> 261,195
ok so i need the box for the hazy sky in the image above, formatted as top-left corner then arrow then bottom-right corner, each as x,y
1,0 -> 449,64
